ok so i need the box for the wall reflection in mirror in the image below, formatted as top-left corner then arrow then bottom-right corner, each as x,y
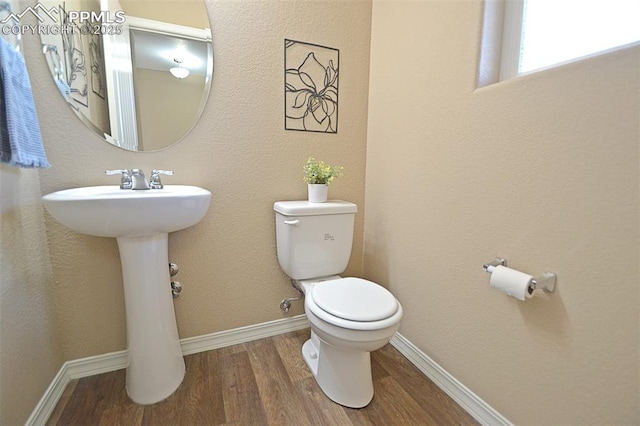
40,0 -> 213,152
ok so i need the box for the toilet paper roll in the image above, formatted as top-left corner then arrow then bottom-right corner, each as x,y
489,265 -> 533,301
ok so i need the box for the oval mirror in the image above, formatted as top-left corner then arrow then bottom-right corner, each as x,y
39,0 -> 213,151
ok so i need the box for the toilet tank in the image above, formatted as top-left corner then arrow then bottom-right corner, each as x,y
274,200 -> 357,280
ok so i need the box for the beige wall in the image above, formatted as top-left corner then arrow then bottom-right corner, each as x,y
365,1 -> 639,424
28,0 -> 371,362
119,0 -> 210,29
0,166 -> 63,425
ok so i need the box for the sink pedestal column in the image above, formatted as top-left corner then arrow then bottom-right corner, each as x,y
116,233 -> 185,405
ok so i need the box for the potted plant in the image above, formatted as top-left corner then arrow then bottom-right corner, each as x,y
303,157 -> 343,203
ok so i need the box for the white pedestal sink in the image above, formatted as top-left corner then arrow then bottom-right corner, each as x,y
42,185 -> 211,404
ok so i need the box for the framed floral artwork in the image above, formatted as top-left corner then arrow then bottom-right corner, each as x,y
284,39 -> 339,133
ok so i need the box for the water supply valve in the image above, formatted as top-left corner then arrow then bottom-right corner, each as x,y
280,299 -> 292,312
171,281 -> 182,298
279,279 -> 304,312
169,262 -> 179,276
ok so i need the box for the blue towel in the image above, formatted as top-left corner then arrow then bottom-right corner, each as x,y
0,37 -> 50,168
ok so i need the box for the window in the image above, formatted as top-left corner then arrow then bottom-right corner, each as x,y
480,0 -> 640,85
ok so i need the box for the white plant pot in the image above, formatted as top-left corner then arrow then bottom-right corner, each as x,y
308,184 -> 328,203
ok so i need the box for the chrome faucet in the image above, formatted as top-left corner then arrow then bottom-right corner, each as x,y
131,169 -> 151,190
106,169 -> 173,189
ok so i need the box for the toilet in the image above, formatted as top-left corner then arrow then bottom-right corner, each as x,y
274,200 -> 403,408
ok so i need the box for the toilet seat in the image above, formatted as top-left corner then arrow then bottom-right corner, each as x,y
307,278 -> 402,331
312,277 -> 398,321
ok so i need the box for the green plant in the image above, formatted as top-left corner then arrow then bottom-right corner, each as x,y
303,157 -> 344,185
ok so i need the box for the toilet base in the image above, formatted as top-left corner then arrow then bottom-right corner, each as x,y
302,331 -> 373,408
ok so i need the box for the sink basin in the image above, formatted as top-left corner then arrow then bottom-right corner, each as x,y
42,185 -> 211,238
42,185 -> 211,404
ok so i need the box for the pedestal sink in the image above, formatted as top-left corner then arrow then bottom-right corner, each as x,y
42,185 -> 211,404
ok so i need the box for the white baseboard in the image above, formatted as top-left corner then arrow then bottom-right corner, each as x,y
390,333 -> 512,426
180,313 -> 309,355
27,315 -> 508,426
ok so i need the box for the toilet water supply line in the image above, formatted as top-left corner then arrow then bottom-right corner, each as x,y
280,279 -> 304,312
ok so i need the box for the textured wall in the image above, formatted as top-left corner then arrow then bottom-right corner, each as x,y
365,1 -> 639,424
0,166 -> 62,425
29,0 -> 372,360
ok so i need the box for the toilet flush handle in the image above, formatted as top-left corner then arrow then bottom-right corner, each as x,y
284,219 -> 300,226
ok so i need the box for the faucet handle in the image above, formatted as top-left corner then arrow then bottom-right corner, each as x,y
105,169 -> 132,189
150,169 -> 174,189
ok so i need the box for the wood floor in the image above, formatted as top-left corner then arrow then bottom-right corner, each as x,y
47,329 -> 478,425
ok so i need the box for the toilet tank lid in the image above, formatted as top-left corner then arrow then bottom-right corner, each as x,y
273,200 -> 357,216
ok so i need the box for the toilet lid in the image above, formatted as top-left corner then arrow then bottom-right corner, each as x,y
311,278 -> 398,322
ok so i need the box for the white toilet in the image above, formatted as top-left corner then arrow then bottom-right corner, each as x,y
274,200 -> 403,408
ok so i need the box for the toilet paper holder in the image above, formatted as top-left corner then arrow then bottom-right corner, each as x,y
483,258 -> 557,295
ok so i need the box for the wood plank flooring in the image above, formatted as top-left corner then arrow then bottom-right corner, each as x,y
47,329 -> 478,425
